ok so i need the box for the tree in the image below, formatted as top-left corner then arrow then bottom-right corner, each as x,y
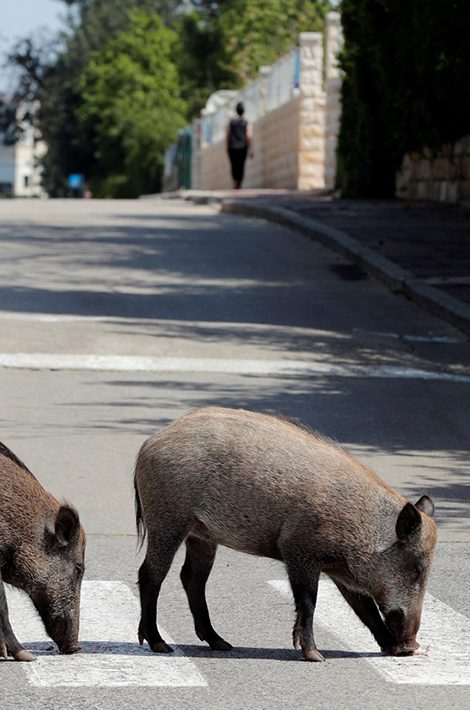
79,11 -> 186,196
7,0 -> 181,195
337,0 -> 470,197
176,10 -> 237,118
219,0 -> 331,83
177,0 -> 331,118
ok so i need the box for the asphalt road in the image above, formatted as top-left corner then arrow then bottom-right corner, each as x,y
0,199 -> 469,709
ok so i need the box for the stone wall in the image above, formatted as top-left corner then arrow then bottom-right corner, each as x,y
254,97 -> 301,188
200,96 -> 301,190
396,136 -> 470,204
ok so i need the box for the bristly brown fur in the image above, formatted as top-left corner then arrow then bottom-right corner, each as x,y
0,442 -> 36,480
268,413 -> 342,447
269,412 -> 314,433
0,440 -> 85,658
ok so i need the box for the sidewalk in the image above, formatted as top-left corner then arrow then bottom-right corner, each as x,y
176,189 -> 470,337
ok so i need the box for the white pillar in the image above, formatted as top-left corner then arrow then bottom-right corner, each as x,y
298,32 -> 326,190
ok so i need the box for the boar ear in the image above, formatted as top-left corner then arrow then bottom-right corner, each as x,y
415,495 -> 435,518
396,502 -> 422,543
53,505 -> 80,547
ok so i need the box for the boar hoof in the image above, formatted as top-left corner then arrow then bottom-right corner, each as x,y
303,648 -> 325,663
60,644 -> 82,655
151,641 -> 174,654
14,649 -> 37,662
208,637 -> 233,652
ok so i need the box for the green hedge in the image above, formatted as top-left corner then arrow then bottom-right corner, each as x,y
337,0 -> 470,197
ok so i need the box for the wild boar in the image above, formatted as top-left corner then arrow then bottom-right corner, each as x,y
0,442 -> 85,661
134,407 -> 437,662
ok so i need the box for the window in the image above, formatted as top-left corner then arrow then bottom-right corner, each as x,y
0,182 -> 13,196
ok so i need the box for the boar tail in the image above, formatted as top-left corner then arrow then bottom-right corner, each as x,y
134,475 -> 146,552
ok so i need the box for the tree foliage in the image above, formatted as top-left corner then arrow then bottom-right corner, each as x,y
177,0 -> 330,116
176,11 -> 237,118
79,11 -> 186,196
7,0 -> 181,195
218,0 -> 330,83
337,0 -> 470,197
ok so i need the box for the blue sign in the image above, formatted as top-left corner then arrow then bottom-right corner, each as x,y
68,174 -> 85,190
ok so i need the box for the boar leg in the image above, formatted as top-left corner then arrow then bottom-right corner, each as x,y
138,526 -> 190,654
0,573 -> 36,661
332,581 -> 394,652
180,535 -> 232,651
284,555 -> 324,662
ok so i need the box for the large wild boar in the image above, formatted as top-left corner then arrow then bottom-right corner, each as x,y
134,407 -> 437,662
0,442 -> 85,661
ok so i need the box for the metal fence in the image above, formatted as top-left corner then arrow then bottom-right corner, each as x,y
201,47 -> 300,148
162,127 -> 192,192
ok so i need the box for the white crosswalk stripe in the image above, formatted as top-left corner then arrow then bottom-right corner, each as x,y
269,578 -> 470,685
6,581 -> 207,688
1,352 -> 470,382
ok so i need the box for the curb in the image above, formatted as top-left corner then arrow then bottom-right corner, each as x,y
142,190 -> 470,337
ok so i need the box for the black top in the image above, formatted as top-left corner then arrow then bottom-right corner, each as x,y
228,117 -> 248,150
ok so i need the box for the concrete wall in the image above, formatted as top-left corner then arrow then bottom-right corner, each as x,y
396,136 -> 470,205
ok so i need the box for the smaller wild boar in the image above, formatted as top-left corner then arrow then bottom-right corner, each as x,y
0,442 -> 85,661
134,407 -> 437,662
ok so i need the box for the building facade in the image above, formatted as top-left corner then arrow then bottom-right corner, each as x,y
0,113 -> 46,197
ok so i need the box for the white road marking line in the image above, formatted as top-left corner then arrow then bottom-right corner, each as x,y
269,579 -> 470,686
6,581 -> 207,688
0,352 -> 468,382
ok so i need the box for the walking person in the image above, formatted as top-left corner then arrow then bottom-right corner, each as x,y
226,102 -> 253,189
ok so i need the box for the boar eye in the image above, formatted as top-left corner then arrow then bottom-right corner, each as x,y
75,563 -> 84,576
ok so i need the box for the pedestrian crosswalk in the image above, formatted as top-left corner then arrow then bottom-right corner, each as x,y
5,579 -> 469,688
6,581 -> 206,688
269,578 -> 470,686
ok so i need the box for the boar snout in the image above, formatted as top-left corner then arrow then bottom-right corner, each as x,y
37,609 -> 81,654
49,613 -> 81,653
382,638 -> 419,657
382,608 -> 420,656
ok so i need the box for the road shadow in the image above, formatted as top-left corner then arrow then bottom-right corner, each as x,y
19,640 -> 381,662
